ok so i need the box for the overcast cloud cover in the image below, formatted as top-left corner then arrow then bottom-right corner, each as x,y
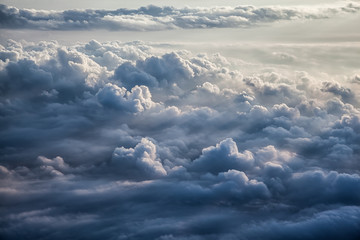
0,0 -> 360,239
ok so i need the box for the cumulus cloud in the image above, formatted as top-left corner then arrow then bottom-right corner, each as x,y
97,83 -> 157,112
112,138 -> 167,178
37,156 -> 70,177
1,38 -> 360,239
321,81 -> 355,104
286,170 -> 360,206
1,2 -> 360,31
191,138 -> 254,174
213,169 -> 270,201
113,52 -> 195,90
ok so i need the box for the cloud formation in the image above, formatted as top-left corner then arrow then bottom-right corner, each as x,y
0,39 -> 359,239
1,2 -> 360,31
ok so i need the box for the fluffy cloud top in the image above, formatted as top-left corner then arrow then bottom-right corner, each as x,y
0,39 -> 359,239
191,138 -> 254,174
112,137 -> 167,178
97,83 -> 157,112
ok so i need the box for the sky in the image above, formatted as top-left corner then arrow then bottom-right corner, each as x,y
0,1 -> 360,240
0,0 -> 341,9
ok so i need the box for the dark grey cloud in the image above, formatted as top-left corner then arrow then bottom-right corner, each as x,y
1,2 -> 360,31
241,206 -> 360,240
0,39 -> 360,239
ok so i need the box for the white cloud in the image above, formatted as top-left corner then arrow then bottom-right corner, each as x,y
1,2 -> 360,31
96,83 -> 158,112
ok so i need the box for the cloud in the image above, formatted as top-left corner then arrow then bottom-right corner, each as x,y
113,62 -> 159,89
191,138 -> 254,174
96,83 -> 158,112
1,39 -> 360,239
1,2 -> 360,31
213,169 -> 270,201
242,206 -> 360,240
113,52 -> 196,90
286,170 -> 360,206
37,156 -> 70,176
321,81 -> 355,103
112,137 -> 167,178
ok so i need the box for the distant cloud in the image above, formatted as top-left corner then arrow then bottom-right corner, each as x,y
1,2 -> 360,31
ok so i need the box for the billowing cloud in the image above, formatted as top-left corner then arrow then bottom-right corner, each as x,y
112,137 -> 167,178
1,2 -> 360,31
0,38 -> 359,239
191,138 -> 254,174
97,83 -> 157,112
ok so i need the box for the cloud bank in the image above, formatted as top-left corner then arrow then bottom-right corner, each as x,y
0,38 -> 359,239
1,2 -> 360,31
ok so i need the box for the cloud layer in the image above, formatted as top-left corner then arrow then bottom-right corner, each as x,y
0,38 -> 360,239
1,2 -> 360,31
